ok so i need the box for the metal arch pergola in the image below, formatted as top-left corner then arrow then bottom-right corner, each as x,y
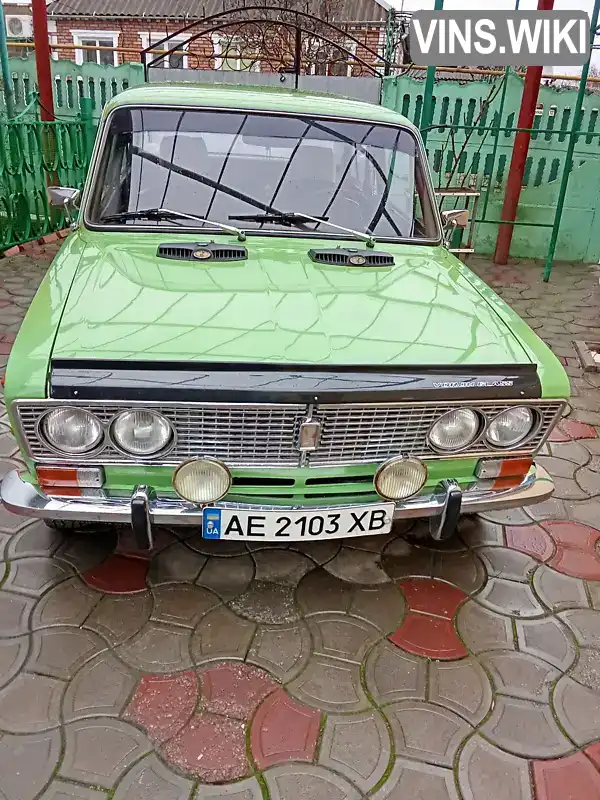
419,0 -> 600,281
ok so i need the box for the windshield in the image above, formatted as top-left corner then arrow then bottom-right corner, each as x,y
87,107 -> 440,241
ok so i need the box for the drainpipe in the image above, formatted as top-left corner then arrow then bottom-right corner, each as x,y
0,3 -> 15,119
493,0 -> 555,265
31,0 -> 55,121
420,0 -> 444,148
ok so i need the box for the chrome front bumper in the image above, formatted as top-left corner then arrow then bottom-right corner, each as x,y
1,465 -> 554,529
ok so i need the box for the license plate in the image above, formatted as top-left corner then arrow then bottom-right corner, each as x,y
202,504 -> 395,541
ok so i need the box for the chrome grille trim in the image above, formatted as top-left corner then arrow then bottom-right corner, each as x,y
13,398 -> 564,467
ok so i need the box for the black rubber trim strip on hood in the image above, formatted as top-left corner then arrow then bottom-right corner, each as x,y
50,360 -> 542,404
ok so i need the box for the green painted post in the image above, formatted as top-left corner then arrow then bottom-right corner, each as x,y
80,96 -> 95,164
543,0 -> 600,281
420,0 -> 444,147
480,67 -> 511,221
0,3 -> 15,119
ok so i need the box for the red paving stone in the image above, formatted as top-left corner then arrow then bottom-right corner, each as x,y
389,611 -> 468,660
250,688 -> 321,769
533,752 -> 600,800
398,577 -> 467,619
540,520 -> 600,579
550,546 -> 600,581
543,521 -> 600,551
199,662 -> 278,721
506,524 -> 555,562
123,671 -> 198,744
550,420 -> 598,442
0,342 -> 12,355
584,742 -> 600,770
163,712 -> 249,782
82,554 -> 148,593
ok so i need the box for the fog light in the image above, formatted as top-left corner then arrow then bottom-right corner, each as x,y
173,458 -> 231,504
374,456 -> 427,501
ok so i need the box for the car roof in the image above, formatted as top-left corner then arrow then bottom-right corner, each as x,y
103,82 -> 417,131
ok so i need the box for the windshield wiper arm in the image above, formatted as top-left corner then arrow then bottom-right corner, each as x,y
228,211 -> 375,248
100,207 -> 246,241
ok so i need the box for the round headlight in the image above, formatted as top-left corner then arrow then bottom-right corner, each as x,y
42,407 -> 103,454
111,409 -> 173,456
428,408 -> 481,452
375,456 -> 427,501
173,458 -> 232,504
486,406 -> 536,448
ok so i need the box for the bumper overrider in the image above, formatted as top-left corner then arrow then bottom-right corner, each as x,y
2,465 -> 554,547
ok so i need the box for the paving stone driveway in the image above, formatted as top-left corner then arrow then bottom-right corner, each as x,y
0,248 -> 600,799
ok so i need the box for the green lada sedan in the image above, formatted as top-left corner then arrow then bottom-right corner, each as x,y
0,84 -> 569,549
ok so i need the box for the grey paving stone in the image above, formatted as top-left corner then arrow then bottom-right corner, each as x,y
0,530 -> 11,559
550,477 -> 589,500
481,693 -> 570,758
63,651 -> 137,722
83,592 -> 152,646
481,651 -> 561,702
569,647 -> 600,693
246,621 -> 312,682
39,781 -> 107,799
28,627 -> 106,680
318,709 -> 390,792
148,541 -> 208,584
194,778 -> 263,799
184,535 -> 248,556
307,613 -> 381,664
372,758 -> 458,800
365,639 -> 427,704
191,604 -> 256,663
456,600 -> 516,653
113,753 -> 194,800
1,557 -> 74,597
54,534 -> 118,574
196,554 -> 254,600
0,672 -> 63,732
565,499 -> 600,528
385,700 -> 473,768
478,507 -> 532,525
458,516 -> 505,547
287,654 -> 370,713
0,730 -> 62,800
0,505 -> 37,534
432,550 -> 487,594
348,583 -> 406,633
343,532 -> 397,553
533,565 -> 590,611
6,521 -> 65,558
475,577 -> 545,618
290,539 -> 342,565
0,433 -> 18,458
229,581 -> 300,624
116,621 -> 192,673
253,549 -> 314,584
476,547 -> 538,582
525,496 -> 569,522
457,735 -> 533,800
538,456 -> 578,480
0,590 -> 35,636
151,583 -> 220,628
264,764 -> 362,800
296,569 -> 353,616
61,719 -> 152,789
31,578 -> 100,630
0,635 -> 28,689
575,466 -> 600,497
558,608 -> 600,647
553,675 -> 600,744
382,539 -> 435,581
323,547 -> 390,584
516,617 -> 577,671
429,658 -> 493,726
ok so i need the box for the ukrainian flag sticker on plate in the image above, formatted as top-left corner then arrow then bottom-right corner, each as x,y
202,508 -> 222,539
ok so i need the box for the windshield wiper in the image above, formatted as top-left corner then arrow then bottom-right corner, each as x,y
228,211 -> 375,248
100,207 -> 246,241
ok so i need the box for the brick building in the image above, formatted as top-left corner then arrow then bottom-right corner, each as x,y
45,0 -> 405,76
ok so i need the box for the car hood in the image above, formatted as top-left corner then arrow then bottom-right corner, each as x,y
51,233 -> 530,366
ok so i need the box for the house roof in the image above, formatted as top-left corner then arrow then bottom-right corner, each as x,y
47,0 -> 389,23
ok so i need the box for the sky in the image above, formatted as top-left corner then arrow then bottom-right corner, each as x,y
387,0 -> 600,70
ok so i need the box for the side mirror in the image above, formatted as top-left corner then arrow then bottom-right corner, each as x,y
47,186 -> 81,226
441,209 -> 469,230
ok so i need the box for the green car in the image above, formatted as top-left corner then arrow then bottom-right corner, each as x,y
1,84 -> 568,548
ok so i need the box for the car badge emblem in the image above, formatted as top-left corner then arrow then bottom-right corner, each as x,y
297,415 -> 321,452
193,249 -> 212,260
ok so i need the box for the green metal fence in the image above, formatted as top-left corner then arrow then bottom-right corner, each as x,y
0,100 -> 94,250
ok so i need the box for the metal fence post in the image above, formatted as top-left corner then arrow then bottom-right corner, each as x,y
543,0 -> 600,281
420,0 -> 444,147
79,96 -> 95,165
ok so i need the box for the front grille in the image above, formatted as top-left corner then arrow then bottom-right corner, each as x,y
14,400 -> 562,467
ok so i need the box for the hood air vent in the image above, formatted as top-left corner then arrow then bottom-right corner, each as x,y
157,243 -> 247,262
308,248 -> 394,267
